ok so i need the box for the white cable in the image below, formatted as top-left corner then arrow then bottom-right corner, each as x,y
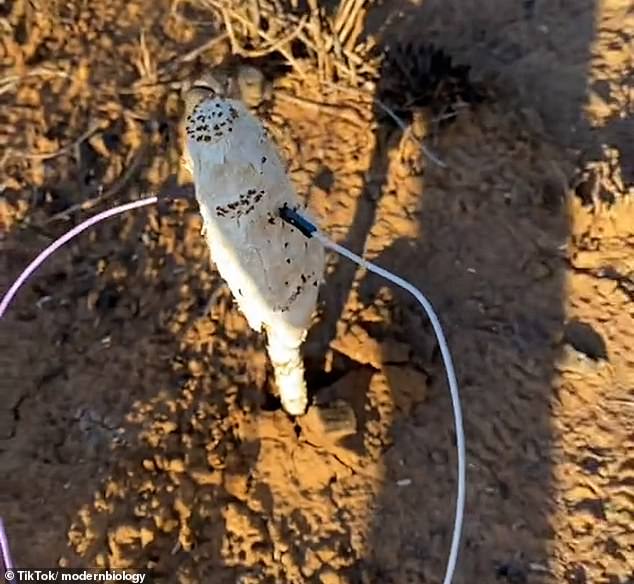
313,230 -> 465,584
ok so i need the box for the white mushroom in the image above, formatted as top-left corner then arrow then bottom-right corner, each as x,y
182,73 -> 325,415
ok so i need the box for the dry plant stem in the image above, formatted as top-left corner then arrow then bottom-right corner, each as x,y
337,44 -> 369,68
331,35 -> 375,84
321,81 -> 375,109
40,146 -> 148,225
328,0 -> 366,52
343,9 -> 366,53
333,58 -> 357,86
246,0 -> 261,37
303,28 -> 359,84
206,0 -> 306,76
154,33 -> 229,78
337,0 -> 367,51
220,7 -> 240,55
375,99 -> 448,169
334,0 -> 357,36
0,66 -> 70,96
295,29 -> 319,55
174,34 -> 229,64
256,3 -> 310,51
135,30 -> 157,82
275,91 -> 367,127
306,0 -> 328,82
21,121 -> 104,161
170,0 -> 182,17
331,35 -> 357,85
235,16 -> 308,59
323,27 -> 367,83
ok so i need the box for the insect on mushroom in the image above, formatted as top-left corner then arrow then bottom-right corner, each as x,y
180,70 -> 325,416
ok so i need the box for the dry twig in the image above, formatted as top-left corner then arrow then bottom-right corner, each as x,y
203,0 -> 307,76
374,99 -> 448,169
40,146 -> 148,225
22,121 -> 105,161
275,91 -> 368,127
0,66 -> 70,96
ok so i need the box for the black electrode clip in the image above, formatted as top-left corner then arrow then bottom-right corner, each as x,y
278,204 -> 317,238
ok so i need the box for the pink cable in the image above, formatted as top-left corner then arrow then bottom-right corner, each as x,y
0,196 -> 158,320
0,518 -> 13,571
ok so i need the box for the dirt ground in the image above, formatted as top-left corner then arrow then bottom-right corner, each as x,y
1,0 -> 633,583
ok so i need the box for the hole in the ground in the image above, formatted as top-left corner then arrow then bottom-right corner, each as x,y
96,285 -> 120,312
304,350 -> 362,403
313,166 -> 335,192
495,561 -> 528,584
563,319 -> 608,361
261,391 -> 282,412
574,174 -> 595,205
573,171 -> 615,207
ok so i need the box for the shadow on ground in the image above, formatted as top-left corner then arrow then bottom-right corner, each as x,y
310,1 -> 599,581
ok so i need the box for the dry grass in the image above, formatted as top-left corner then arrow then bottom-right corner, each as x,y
194,0 -> 379,85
